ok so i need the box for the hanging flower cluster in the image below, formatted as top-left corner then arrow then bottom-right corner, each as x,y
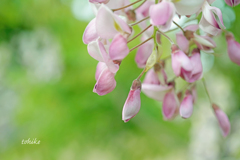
83,0 -> 240,137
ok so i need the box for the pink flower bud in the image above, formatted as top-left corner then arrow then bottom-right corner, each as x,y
162,89 -> 179,120
89,0 -> 110,4
83,18 -> 98,44
135,0 -> 154,17
149,1 -> 175,31
224,0 -> 240,7
109,34 -> 129,61
193,34 -> 216,52
212,104 -> 231,137
122,80 -> 141,122
93,62 -> 116,95
183,49 -> 203,83
226,33 -> 240,66
179,91 -> 193,119
171,45 -> 193,78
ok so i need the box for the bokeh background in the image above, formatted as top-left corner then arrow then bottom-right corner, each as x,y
0,0 -> 240,159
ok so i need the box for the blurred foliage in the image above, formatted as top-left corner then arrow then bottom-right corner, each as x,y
0,0 -> 240,160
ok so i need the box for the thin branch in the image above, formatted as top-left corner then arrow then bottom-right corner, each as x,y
128,24 -> 152,43
157,30 -> 174,44
130,16 -> 150,26
112,0 -> 144,12
137,68 -> 146,80
173,21 -> 185,33
130,37 -> 153,52
202,78 -> 213,104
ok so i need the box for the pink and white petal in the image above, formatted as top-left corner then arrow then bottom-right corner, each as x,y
180,94 -> 193,118
83,18 -> 98,44
122,89 -> 141,122
98,41 -> 119,73
135,40 -> 154,68
143,69 -> 160,85
162,90 -> 179,120
193,34 -> 216,48
234,0 -> 240,6
93,66 -> 116,95
96,4 -> 119,39
199,16 -> 222,36
149,2 -> 174,26
185,24 -> 199,32
95,62 -> 107,80
173,0 -> 205,16
177,51 -> 193,71
114,15 -> 132,35
212,104 -> 231,137
87,40 -> 104,62
142,84 -> 173,101
176,33 -> 189,53
136,0 -> 155,17
109,34 -> 129,60
227,38 -> 240,66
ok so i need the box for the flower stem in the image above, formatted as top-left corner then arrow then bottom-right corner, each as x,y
130,16 -> 150,26
157,30 -> 174,44
112,0 -> 144,12
202,78 -> 213,104
173,21 -> 185,33
128,24 -> 152,43
137,68 -> 146,80
130,37 -> 153,52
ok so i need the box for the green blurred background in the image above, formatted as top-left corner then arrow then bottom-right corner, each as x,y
0,0 -> 240,159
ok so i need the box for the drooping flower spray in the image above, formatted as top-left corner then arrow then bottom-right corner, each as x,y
83,0 -> 238,137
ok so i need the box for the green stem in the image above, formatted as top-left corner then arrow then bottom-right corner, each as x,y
128,24 -> 152,43
202,78 -> 213,104
129,37 -> 153,52
112,0 -> 144,12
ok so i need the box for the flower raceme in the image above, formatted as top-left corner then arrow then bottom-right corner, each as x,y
83,0 -> 235,137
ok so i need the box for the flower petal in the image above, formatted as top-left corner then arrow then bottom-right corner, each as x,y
83,18 -> 98,44
109,34 -> 129,60
180,93 -> 193,118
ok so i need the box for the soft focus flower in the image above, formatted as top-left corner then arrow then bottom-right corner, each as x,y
149,1 -> 175,31
109,34 -> 129,60
87,39 -> 119,73
142,66 -> 172,101
224,0 -> 240,7
212,104 -> 231,137
94,62 -> 116,95
162,89 -> 179,120
172,0 -> 205,16
179,91 -> 194,119
199,1 -> 225,36
122,80 -> 141,122
171,45 -> 193,78
226,32 -> 240,66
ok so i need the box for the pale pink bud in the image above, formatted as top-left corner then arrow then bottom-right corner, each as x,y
182,49 -> 203,83
171,45 -> 193,77
162,89 -> 179,120
224,0 -> 240,7
226,33 -> 240,66
83,18 -> 98,44
199,1 -> 225,36
179,92 -> 193,119
94,62 -> 116,95
135,38 -> 154,68
109,34 -> 129,61
149,1 -> 175,31
122,80 -> 141,122
89,0 -> 110,4
212,104 -> 231,137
